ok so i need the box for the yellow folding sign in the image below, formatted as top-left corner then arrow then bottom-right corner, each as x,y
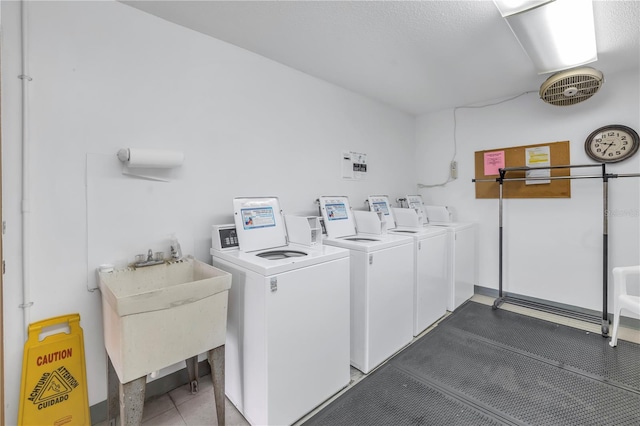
18,314 -> 91,426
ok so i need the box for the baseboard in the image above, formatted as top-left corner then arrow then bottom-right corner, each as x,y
90,360 -> 211,424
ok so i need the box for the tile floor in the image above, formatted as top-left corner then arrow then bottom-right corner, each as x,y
95,294 -> 640,425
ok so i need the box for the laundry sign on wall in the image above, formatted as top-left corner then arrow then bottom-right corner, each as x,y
525,146 -> 551,185
342,151 -> 368,180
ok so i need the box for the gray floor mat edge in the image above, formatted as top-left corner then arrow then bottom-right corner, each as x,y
303,301 -> 640,426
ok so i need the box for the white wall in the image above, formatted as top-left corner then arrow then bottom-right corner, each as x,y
417,69 -> 640,313
1,1 -> 416,422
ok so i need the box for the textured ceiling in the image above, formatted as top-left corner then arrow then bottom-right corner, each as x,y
122,0 -> 640,115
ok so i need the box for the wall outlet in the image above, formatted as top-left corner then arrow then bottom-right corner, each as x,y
450,161 -> 458,179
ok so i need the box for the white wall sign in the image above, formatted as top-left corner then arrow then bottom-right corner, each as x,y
342,151 -> 368,180
525,146 -> 551,184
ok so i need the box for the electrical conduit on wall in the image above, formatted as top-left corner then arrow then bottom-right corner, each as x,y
19,0 -> 33,341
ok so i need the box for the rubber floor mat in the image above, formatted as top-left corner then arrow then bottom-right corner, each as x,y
441,301 -> 640,390
303,364 -> 509,426
303,302 -> 640,426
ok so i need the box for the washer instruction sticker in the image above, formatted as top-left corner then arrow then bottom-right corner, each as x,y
371,201 -> 390,216
326,203 -> 348,221
408,200 -> 422,210
241,207 -> 276,230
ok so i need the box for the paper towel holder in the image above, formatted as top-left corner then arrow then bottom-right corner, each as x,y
117,148 -> 131,163
116,148 -> 184,169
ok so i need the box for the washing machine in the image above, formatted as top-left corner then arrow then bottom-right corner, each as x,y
367,195 -> 448,336
210,197 -> 350,426
403,196 -> 477,312
318,196 -> 413,374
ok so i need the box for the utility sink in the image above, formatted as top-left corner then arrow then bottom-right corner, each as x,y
98,256 -> 232,384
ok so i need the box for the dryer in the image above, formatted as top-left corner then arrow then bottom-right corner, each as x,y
318,196 -> 413,374
210,197 -> 350,426
367,195 -> 448,336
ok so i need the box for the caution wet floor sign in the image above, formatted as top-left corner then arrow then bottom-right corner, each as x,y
18,314 -> 90,425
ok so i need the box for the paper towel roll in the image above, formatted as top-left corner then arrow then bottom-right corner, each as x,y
117,148 -> 184,168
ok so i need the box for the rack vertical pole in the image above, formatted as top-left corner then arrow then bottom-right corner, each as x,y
493,170 -> 506,310
601,164 -> 610,335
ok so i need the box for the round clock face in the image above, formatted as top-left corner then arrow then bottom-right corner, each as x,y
585,125 -> 639,163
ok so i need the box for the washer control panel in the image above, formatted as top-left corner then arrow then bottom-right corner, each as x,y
212,224 -> 239,251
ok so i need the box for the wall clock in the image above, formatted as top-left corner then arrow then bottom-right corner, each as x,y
584,124 -> 639,163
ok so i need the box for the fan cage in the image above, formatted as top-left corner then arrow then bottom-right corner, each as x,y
540,67 -> 604,106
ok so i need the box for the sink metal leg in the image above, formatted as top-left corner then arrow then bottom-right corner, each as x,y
185,355 -> 199,394
119,376 -> 146,426
107,356 -> 120,426
106,349 -> 223,425
208,345 -> 225,426
107,356 -> 146,426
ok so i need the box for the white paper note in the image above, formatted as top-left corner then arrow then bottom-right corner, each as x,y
525,146 -> 551,185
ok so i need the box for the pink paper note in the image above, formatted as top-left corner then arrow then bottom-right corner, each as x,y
484,151 -> 505,176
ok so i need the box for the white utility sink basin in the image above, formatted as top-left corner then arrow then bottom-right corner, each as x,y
98,256 -> 231,383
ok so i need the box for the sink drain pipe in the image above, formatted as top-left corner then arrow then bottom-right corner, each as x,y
18,0 -> 34,341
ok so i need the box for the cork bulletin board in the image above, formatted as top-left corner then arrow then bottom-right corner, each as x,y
474,141 -> 571,199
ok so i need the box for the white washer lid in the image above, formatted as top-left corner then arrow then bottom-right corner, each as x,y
323,233 -> 412,252
390,226 -> 447,238
211,243 -> 348,276
425,205 -> 452,223
392,207 -> 423,228
368,195 -> 396,229
319,196 -> 357,238
233,197 -> 287,252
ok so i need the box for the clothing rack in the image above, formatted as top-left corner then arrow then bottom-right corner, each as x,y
473,163 -> 640,336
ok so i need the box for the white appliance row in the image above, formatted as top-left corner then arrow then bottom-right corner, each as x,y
210,195 -> 476,425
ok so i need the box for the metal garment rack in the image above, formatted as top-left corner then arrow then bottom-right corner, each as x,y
473,163 -> 640,336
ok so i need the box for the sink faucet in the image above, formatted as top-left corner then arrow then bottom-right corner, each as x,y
132,249 -> 163,268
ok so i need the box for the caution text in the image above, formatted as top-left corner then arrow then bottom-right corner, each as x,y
37,348 -> 72,366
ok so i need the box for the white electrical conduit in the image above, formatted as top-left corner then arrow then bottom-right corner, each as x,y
19,0 -> 33,341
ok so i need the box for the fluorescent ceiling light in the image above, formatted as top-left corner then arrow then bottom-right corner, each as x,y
496,0 -> 597,74
493,0 -> 553,17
